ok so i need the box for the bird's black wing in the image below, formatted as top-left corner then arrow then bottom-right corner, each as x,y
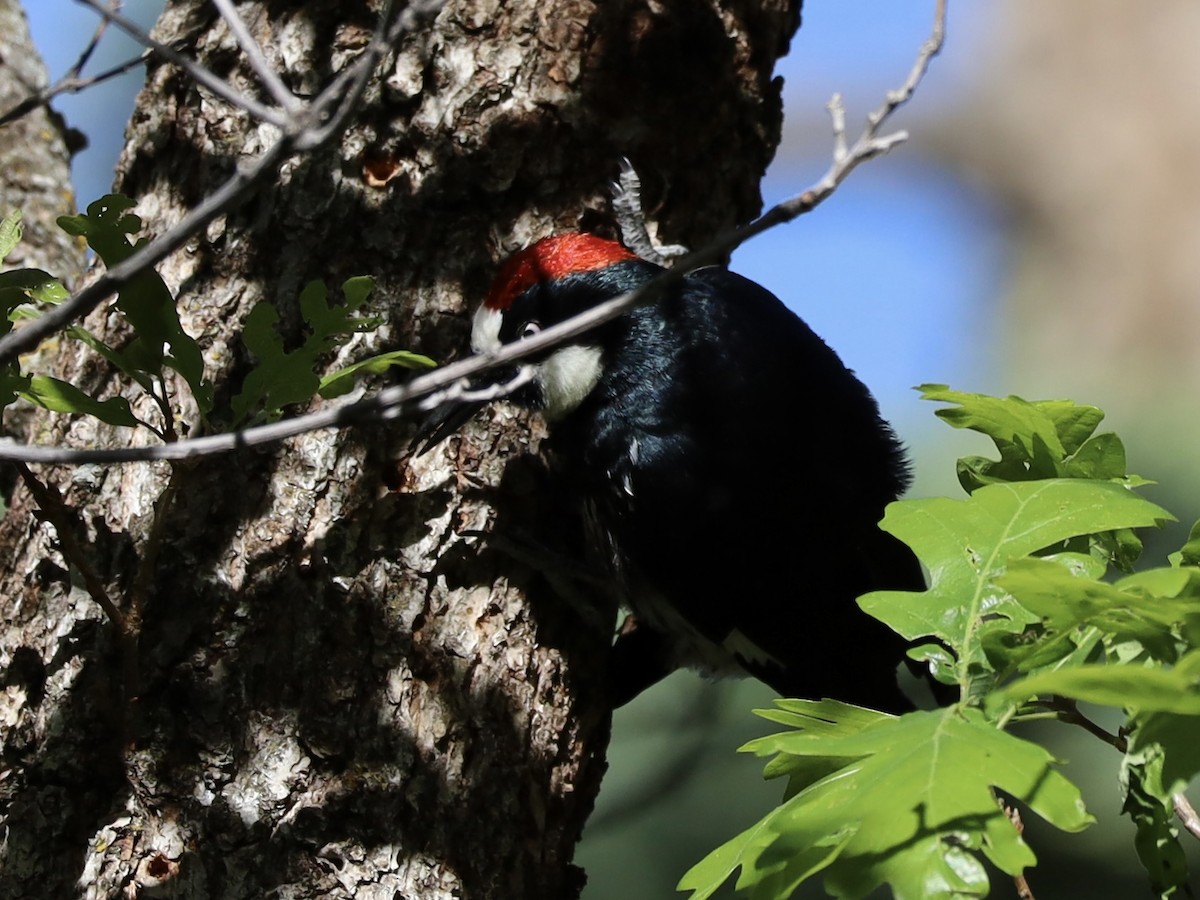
570,268 -> 922,711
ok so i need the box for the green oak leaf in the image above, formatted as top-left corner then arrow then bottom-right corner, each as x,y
680,706 -> 1092,900
860,480 -> 1172,685
1000,650 -> 1200,714
231,276 -> 390,423
57,194 -> 212,414
994,558 -> 1200,667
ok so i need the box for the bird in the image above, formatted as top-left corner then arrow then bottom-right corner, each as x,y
417,232 -> 926,711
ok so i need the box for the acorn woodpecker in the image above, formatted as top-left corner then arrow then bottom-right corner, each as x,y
419,233 -> 925,711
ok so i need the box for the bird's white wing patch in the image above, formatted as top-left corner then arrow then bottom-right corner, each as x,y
722,629 -> 783,669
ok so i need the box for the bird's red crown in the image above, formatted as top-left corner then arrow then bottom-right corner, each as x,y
484,233 -> 636,311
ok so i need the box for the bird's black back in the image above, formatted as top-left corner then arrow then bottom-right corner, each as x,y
537,260 -> 924,711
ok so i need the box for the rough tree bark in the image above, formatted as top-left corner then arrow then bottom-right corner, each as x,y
0,0 -> 800,896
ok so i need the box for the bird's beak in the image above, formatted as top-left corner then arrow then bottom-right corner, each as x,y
411,395 -> 489,455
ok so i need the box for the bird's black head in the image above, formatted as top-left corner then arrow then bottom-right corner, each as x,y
416,234 -> 653,451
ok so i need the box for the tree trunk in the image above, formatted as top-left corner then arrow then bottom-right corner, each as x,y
0,1 -> 799,896
0,0 -> 84,282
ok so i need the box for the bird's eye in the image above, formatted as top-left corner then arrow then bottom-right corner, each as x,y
520,321 -> 542,339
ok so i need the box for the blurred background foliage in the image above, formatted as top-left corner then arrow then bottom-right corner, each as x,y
24,0 -> 1200,895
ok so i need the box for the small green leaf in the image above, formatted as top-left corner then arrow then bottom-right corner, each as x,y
1001,651 -> 1200,714
1,290 -> 23,335
0,210 -> 22,262
1121,754 -> 1190,896
57,194 -> 212,414
64,325 -> 154,392
907,643 -> 958,685
231,277 -> 392,423
318,349 -> 436,399
751,698 -> 891,736
996,558 -> 1198,665
1,271 -> 70,328
20,375 -> 138,427
1129,712 -> 1200,809
1069,432 -> 1128,480
0,370 -> 31,408
230,301 -> 322,424
1169,520 -> 1200,568
748,700 -> 891,797
679,819 -> 856,900
919,385 -> 1109,470
299,279 -> 370,340
341,275 -> 375,310
0,267 -> 57,294
56,214 -> 89,237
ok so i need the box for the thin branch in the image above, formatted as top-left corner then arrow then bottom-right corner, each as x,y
1048,697 -> 1129,752
740,0 -> 946,235
869,0 -> 946,131
72,0 -> 286,126
292,0 -> 444,152
1174,793 -> 1200,843
210,0 -> 299,112
0,0 -> 945,465
0,53 -> 150,128
436,365 -> 535,407
68,0 -> 120,79
1052,700 -> 1200,847
288,2 -> 396,151
1000,801 -> 1036,900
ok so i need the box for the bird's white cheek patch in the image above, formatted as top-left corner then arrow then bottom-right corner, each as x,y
471,306 -> 503,353
539,344 -> 603,420
722,629 -> 783,669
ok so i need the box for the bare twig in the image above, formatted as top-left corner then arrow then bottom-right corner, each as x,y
431,365 -> 536,408
292,0 -> 431,152
0,52 -> 150,128
1048,697 -> 1129,752
68,0 -> 120,79
72,0 -> 286,126
998,799 -> 1036,899
1052,700 -> 1200,846
868,0 -> 946,131
210,0 -> 299,112
1174,793 -> 1200,842
0,0 -> 946,465
0,0 -> 141,130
